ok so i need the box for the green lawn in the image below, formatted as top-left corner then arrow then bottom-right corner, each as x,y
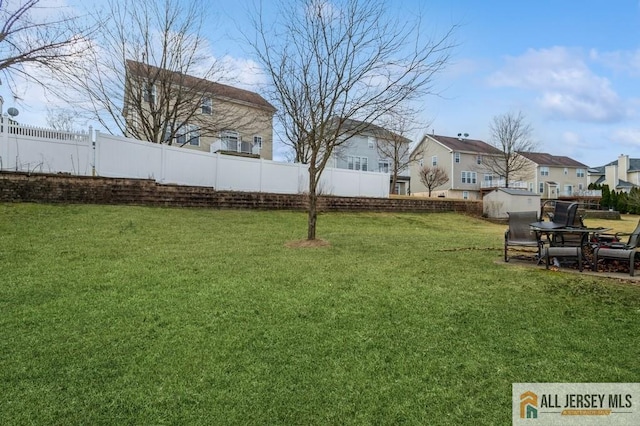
0,203 -> 638,425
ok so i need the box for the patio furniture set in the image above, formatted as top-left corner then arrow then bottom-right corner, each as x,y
504,200 -> 640,276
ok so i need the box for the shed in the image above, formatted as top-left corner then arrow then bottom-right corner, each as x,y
483,188 -> 541,219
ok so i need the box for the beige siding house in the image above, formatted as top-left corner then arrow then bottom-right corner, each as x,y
516,152 -> 590,199
588,154 -> 640,192
409,134 -> 503,200
123,60 -> 276,159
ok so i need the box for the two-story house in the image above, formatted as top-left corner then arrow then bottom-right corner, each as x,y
409,134 -> 503,199
332,119 -> 412,195
123,60 -> 276,159
516,152 -> 589,199
588,154 -> 640,192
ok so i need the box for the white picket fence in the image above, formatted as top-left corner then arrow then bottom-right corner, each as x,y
0,117 -> 390,198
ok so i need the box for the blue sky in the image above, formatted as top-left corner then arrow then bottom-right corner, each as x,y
4,0 -> 640,168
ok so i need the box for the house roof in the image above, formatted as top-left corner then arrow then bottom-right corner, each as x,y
591,158 -> 640,174
125,60 -> 276,112
339,118 -> 412,144
422,134 -> 503,155
516,152 -> 588,168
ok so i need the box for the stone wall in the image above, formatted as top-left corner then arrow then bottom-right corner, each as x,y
0,172 -> 483,214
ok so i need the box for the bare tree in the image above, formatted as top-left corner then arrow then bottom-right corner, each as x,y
249,0 -> 456,240
0,0 -> 87,96
484,111 -> 537,187
53,0 -> 267,145
376,108 -> 423,194
418,166 -> 448,197
46,108 -> 82,132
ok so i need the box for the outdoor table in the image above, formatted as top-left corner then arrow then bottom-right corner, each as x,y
529,224 -> 612,248
530,224 -> 613,270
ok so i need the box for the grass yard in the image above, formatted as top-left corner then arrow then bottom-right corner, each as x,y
0,203 -> 638,425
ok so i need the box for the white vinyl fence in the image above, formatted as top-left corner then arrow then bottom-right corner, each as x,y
0,117 -> 390,198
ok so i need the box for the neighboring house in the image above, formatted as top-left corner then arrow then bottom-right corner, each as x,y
123,60 -> 276,159
516,152 -> 590,199
588,154 -> 640,192
332,119 -> 412,195
409,134 -> 503,200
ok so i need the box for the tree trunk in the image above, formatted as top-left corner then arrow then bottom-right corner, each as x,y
307,166 -> 317,240
390,172 -> 398,195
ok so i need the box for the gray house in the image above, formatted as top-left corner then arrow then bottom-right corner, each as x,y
332,119 -> 412,195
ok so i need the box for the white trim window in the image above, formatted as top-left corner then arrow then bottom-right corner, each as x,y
540,166 -> 549,176
432,155 -> 437,166
539,182 -> 544,193
564,167 -> 568,175
201,97 -> 212,115
143,82 -> 156,104
461,171 -> 477,184
347,156 -> 368,171
378,160 -> 390,173
368,136 -> 375,149
177,124 -> 200,146
454,152 -> 460,163
221,130 -> 240,151
476,155 -> 483,165
462,191 -> 469,200
253,135 -> 262,149
577,168 -> 585,178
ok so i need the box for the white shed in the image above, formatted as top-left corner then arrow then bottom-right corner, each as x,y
483,188 -> 541,219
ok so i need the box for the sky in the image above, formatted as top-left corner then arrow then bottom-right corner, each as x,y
3,0 -> 640,168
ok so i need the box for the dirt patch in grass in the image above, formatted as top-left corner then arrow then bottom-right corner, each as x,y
285,238 -> 331,248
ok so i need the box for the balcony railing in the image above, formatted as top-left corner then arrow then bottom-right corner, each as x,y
480,179 -> 528,189
210,139 -> 261,156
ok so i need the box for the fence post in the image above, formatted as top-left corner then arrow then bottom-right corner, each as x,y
0,115 -> 7,171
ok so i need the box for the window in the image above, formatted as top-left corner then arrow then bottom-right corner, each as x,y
221,130 -> 239,151
461,171 -> 477,184
347,156 -> 368,171
201,97 -> 212,115
143,82 -> 156,104
564,167 -> 568,175
419,159 -> 424,167
432,155 -> 437,166
379,160 -> 390,173
368,136 -> 375,149
540,167 -> 549,176
539,182 -> 544,193
484,174 -> 493,185
476,155 -> 483,165
577,168 -> 585,178
252,136 -> 263,150
529,182 -> 534,192
454,152 -> 460,163
176,124 -> 200,146
462,191 -> 469,200
564,185 -> 573,196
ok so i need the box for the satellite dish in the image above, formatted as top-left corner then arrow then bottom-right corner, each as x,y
464,133 -> 469,137
7,107 -> 19,117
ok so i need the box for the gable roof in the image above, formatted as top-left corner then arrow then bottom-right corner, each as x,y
125,60 -> 276,112
591,158 -> 640,174
516,152 -> 588,168
338,118 -> 411,144
422,134 -> 503,155
496,188 -> 539,197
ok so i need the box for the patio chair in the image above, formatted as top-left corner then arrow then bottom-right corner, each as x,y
529,201 -> 579,231
551,210 -> 587,247
504,211 -> 544,262
593,219 -> 640,276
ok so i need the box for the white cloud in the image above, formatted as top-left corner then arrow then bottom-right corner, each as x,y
611,128 -> 640,147
487,46 -> 625,123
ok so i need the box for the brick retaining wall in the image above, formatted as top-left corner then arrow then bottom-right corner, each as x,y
0,172 -> 482,214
